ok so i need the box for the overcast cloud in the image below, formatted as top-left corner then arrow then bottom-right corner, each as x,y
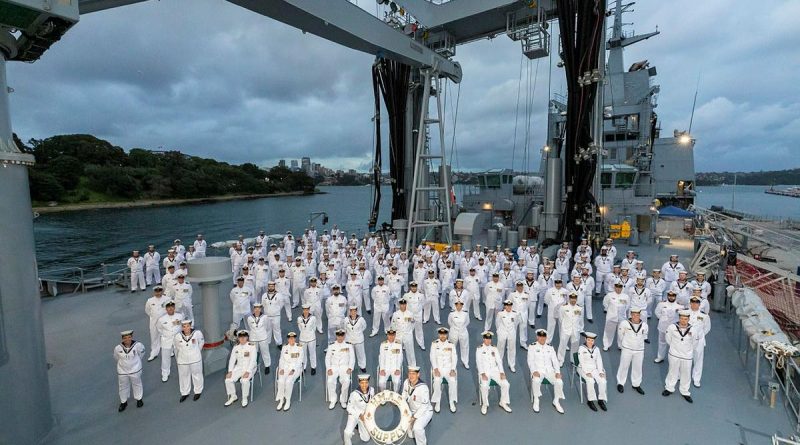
7,0 -> 800,172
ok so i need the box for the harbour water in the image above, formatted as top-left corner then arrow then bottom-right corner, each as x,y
33,184 -> 798,273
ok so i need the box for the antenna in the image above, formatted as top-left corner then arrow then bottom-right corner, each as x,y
688,72 -> 701,134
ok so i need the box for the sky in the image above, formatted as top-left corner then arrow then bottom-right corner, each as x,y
7,0 -> 800,173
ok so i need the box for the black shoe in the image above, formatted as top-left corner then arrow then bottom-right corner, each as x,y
662,390 -> 672,397
277,344 -> 283,350
633,386 -> 645,395
136,399 -> 143,408
265,366 -> 270,375
180,395 -> 189,403
536,314 -> 541,318
683,395 -> 694,403
587,401 -> 597,411
118,402 -> 127,412
598,400 -> 607,411
311,368 -> 316,375
587,319 -> 593,324
529,324 -> 535,329
617,384 -> 624,393
360,368 -> 367,373
367,310 -> 372,314
644,339 -> 651,344
193,394 -> 201,401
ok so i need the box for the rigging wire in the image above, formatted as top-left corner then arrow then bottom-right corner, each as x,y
510,52 -> 525,175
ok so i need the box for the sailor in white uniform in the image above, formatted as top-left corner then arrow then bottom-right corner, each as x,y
423,270 -> 442,324
156,301 -> 183,382
577,332 -> 607,412
476,331 -> 512,415
616,307 -> 647,395
173,273 -> 193,321
557,293 -> 584,366
173,319 -> 204,402
688,296 -> 711,387
193,234 -> 206,258
276,332 -> 305,411
325,329 -> 355,409
654,291 -> 684,362
127,250 -> 146,292
378,329 -> 404,392
246,303 -> 272,373
343,374 -> 374,445
144,245 -> 161,286
391,299 -> 417,367
662,310 -> 701,403
297,304 -> 319,374
224,330 -> 257,408
495,300 -> 520,372
370,276 -> 392,337
114,330 -> 145,412
229,276 -> 253,330
527,329 -> 565,414
326,284 -> 348,344
430,327 -> 458,413
602,283 -> 629,351
447,300 -> 470,369
402,366 -> 433,445
345,306 -> 368,372
144,285 -> 168,361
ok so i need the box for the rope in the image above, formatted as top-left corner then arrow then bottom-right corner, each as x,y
762,340 -> 799,370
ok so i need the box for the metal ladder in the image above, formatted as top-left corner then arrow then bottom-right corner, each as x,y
405,68 -> 453,251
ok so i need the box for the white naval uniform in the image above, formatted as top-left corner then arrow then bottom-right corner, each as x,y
173,282 -> 194,321
655,300 -> 683,360
476,344 -> 511,407
144,296 -> 168,358
114,341 -> 145,403
262,291 -> 288,345
495,309 -> 520,370
302,287 -> 325,333
447,309 -> 470,368
402,380 -> 433,445
544,287 -> 568,342
391,309 -> 417,367
246,314 -> 271,368
527,342 -> 565,403
156,312 -> 183,379
423,278 -> 442,324
593,255 -> 612,294
557,303 -> 584,365
297,314 -> 319,370
276,343 -> 304,403
346,279 -> 364,315
127,256 -> 146,291
689,310 -> 711,385
326,294 -> 348,343
430,339 -> 458,405
173,329 -> 205,396
343,387 -> 374,445
144,251 -> 161,285
404,290 -> 426,347
225,342 -> 257,399
325,340 -> 355,406
602,291 -> 629,350
345,315 -> 368,370
483,281 -> 506,331
523,279 -> 539,325
577,344 -> 607,402
463,275 -> 483,319
664,323 -> 701,396
510,290 -> 532,344
616,319 -> 648,388
230,285 -> 253,330
371,285 -> 392,336
378,340 -> 404,392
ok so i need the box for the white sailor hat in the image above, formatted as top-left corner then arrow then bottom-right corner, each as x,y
295,257 -> 302,261
165,301 -> 176,307
154,285 -> 164,291
612,264 -> 621,268
614,282 -> 623,288
349,305 -> 359,311
629,307 -> 643,313
454,300 -> 464,306
181,319 -> 193,325
600,246 -> 608,250
636,276 -> 645,281
535,329 -> 548,336
492,272 -> 500,277
437,327 -> 449,334
696,270 -> 706,276
481,331 -> 494,339
176,272 -> 186,278
503,299 -> 513,305
427,269 -> 435,274
409,281 -> 418,286
174,239 -> 181,243
583,332 -> 598,339
690,296 -> 702,303
287,332 -> 297,338
627,250 -> 636,254
331,284 -> 341,289
454,278 -> 464,282
693,286 -> 702,291
301,303 -> 311,309
407,366 -> 421,373
197,234 -> 203,237
168,248 -> 175,253
516,281 -> 524,286
652,268 -> 661,272
132,250 -> 140,254
237,330 -> 249,337
386,328 -> 397,334
376,275 -> 385,280
679,270 -> 688,274
667,290 -> 677,295
398,298 -> 407,304
335,329 -> 346,336
358,374 -> 371,381
308,277 -> 317,282
568,292 -> 578,299
236,276 -> 244,281
120,330 -> 134,337
253,303 -> 263,308
678,309 -> 691,317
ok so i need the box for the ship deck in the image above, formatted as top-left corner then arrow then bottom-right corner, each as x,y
41,239 -> 794,444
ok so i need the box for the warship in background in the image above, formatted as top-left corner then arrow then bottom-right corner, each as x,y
462,3 -> 695,245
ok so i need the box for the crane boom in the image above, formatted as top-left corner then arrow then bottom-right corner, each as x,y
225,0 -> 462,82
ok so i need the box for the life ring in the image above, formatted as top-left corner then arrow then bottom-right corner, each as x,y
362,390 -> 412,444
